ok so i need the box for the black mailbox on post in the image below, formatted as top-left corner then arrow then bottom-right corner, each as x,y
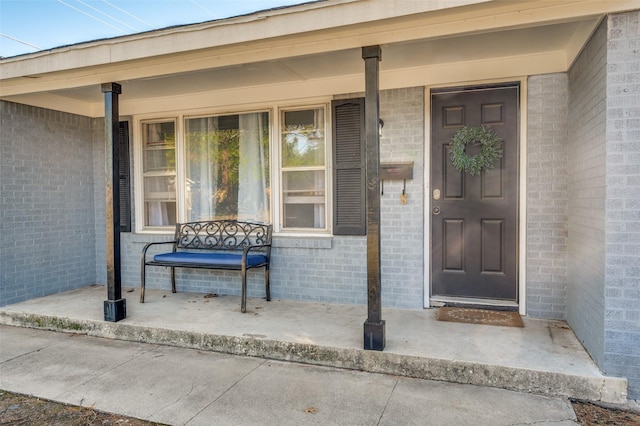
380,162 -> 413,203
380,161 -> 414,180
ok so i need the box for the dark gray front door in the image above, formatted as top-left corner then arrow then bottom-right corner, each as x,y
431,85 -> 519,301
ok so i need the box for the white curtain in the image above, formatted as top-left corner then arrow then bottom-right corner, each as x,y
314,170 -> 325,229
146,178 -> 170,226
186,117 -> 219,221
313,108 -> 325,228
146,123 -> 171,226
186,113 -> 269,222
238,113 -> 269,222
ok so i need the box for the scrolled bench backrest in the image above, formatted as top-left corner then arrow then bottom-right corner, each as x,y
175,220 -> 272,251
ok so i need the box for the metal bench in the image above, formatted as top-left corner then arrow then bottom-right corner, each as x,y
140,220 -> 272,312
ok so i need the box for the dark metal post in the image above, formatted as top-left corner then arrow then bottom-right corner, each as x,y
362,45 -> 385,350
102,82 -> 126,322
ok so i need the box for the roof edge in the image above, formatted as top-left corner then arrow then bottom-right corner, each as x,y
0,0 -> 487,79
0,0 -> 326,61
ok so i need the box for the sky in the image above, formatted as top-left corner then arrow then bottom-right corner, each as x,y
0,0 -> 308,58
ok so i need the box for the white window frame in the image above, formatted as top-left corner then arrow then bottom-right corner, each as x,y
182,109 -> 271,224
275,103 -> 332,235
133,100 -> 332,235
135,117 -> 180,233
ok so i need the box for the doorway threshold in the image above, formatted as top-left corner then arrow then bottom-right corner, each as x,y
431,296 -> 519,311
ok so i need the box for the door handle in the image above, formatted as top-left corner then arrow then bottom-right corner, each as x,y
432,206 -> 440,215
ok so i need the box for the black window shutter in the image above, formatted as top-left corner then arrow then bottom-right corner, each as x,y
118,121 -> 131,232
332,98 -> 365,236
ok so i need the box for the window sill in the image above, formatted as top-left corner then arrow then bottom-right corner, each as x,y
132,228 -> 175,235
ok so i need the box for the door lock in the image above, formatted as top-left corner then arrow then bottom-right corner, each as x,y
432,206 -> 440,215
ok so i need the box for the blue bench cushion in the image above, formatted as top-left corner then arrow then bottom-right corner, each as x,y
154,251 -> 268,267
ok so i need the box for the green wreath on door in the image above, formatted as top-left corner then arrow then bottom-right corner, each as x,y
448,126 -> 503,176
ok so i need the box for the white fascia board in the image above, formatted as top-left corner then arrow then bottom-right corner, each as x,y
1,0 -> 637,99
0,0 -> 485,79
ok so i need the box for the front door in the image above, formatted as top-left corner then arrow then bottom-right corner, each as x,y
430,85 -> 519,302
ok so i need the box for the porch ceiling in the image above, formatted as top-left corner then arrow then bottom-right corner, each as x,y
1,17 -> 599,117
2,0 -> 634,117
42,20 -> 592,101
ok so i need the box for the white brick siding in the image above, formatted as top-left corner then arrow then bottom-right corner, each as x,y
567,16 -> 608,376
603,10 -> 640,400
526,74 -> 569,319
0,101 -> 98,305
565,11 -> 640,399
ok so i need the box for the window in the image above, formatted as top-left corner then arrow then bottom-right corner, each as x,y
137,103 -> 367,235
280,107 -> 327,230
141,120 -> 177,227
185,112 -> 270,223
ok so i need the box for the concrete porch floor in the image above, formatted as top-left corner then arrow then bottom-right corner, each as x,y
0,285 -> 627,404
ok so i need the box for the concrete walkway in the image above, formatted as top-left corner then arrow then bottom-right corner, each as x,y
0,285 -> 628,405
0,325 -> 579,425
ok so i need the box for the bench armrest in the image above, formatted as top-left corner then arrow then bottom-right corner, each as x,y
242,243 -> 271,254
242,243 -> 272,265
141,241 -> 177,263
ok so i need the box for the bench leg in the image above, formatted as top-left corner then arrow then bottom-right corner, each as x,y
170,267 -> 176,293
265,265 -> 271,302
140,263 -> 146,303
241,266 -> 247,313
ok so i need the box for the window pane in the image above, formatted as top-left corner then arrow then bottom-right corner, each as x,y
143,176 -> 176,226
282,108 -> 325,167
185,112 -> 270,223
282,170 -> 325,229
143,149 -> 175,172
141,120 -> 176,227
143,122 -> 175,172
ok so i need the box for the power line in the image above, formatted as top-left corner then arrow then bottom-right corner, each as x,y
75,0 -> 141,32
56,0 -> 127,34
0,33 -> 42,51
190,0 -> 218,19
100,0 -> 155,29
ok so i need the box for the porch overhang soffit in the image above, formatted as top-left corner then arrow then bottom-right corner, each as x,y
1,0 -> 637,117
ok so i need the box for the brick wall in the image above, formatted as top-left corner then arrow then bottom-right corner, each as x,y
567,18 -> 608,369
92,118 -> 107,284
379,87 -> 425,308
604,10 -> 640,400
0,101 -> 98,306
122,87 -> 426,309
526,74 -> 569,319
565,11 -> 640,399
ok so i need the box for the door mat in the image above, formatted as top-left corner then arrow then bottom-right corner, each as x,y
436,307 -> 524,327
